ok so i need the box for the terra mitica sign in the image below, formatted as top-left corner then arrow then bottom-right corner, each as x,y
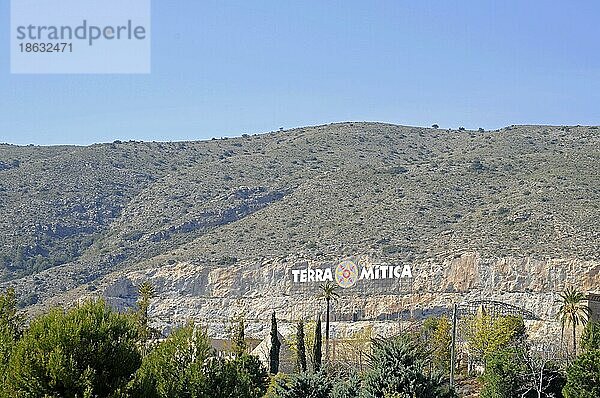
291,259 -> 413,289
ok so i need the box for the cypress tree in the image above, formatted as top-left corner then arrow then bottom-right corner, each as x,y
269,312 -> 281,374
137,281 -> 155,343
231,314 -> 247,357
296,320 -> 307,372
313,316 -> 322,372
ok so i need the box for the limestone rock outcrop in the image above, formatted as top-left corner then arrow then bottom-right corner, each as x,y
99,252 -> 599,338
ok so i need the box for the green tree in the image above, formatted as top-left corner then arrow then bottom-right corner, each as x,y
462,314 -> 525,367
137,281 -> 155,343
0,288 -> 19,337
130,323 -> 268,398
203,354 -> 269,398
230,313 -> 248,357
270,312 -> 281,374
557,287 -> 590,357
480,348 -> 526,398
318,281 -> 339,362
128,323 -> 211,398
0,329 -> 13,396
235,353 -> 269,398
287,321 -> 315,372
361,334 -> 456,398
562,348 -> 600,398
421,316 -> 452,374
273,371 -> 332,398
581,321 -> 600,352
313,317 -> 322,372
331,373 -> 361,398
480,341 -> 566,398
6,299 -> 140,398
296,320 -> 307,372
0,288 -> 20,393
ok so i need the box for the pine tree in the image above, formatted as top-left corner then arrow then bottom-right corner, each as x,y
0,288 -> 20,338
0,288 -> 20,389
269,312 -> 281,374
6,300 -> 140,397
313,316 -> 322,372
296,320 -> 307,372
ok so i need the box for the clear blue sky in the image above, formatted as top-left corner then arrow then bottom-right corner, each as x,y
1,1 -> 599,145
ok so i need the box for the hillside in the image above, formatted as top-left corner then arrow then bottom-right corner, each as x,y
1,122 -> 599,314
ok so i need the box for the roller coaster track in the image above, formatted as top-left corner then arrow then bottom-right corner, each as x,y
457,300 -> 540,320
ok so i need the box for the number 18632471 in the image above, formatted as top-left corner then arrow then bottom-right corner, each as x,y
19,42 -> 73,53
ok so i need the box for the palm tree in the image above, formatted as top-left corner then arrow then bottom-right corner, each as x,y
318,281 -> 339,363
557,287 -> 590,357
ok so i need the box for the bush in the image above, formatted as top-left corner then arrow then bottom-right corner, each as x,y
361,334 -> 456,398
563,349 -> 600,398
271,335 -> 455,398
202,354 -> 269,398
480,345 -> 566,398
5,300 -> 140,398
421,316 -> 452,374
331,373 -> 360,398
469,159 -> 486,172
480,348 -> 526,398
581,321 -> 600,351
129,324 -> 268,398
462,314 -> 525,366
0,328 -> 14,394
0,288 -> 20,393
128,324 -> 211,398
273,371 -> 332,398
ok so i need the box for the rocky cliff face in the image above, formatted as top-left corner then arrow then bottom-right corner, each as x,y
97,252 -> 599,338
